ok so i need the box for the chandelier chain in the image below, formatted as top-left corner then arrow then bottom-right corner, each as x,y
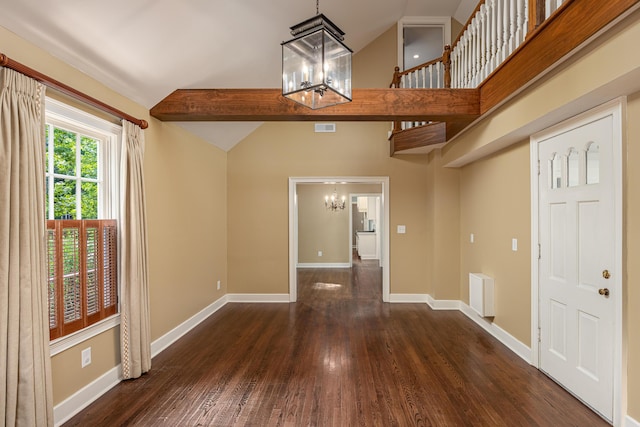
316,0 -> 319,15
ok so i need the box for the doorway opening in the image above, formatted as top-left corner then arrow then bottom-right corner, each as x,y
288,177 -> 390,303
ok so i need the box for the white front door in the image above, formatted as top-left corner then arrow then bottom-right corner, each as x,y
537,112 -> 617,421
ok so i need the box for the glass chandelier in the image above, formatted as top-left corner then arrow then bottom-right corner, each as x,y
325,188 -> 346,211
281,0 -> 352,109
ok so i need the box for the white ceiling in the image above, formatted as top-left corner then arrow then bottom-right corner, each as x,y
0,0 -> 475,151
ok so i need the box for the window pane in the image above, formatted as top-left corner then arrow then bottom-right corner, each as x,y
45,178 -> 50,220
45,124 -> 50,170
567,148 -> 579,187
53,128 -> 77,176
586,144 -> 600,185
551,153 -> 562,189
54,178 -> 76,219
81,136 -> 98,179
81,181 -> 98,219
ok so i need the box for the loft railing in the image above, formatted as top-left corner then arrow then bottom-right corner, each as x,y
388,50 -> 450,130
390,0 -> 567,133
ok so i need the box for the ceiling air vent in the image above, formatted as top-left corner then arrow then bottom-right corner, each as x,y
314,123 -> 336,133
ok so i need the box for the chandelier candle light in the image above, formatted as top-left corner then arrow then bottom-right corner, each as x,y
281,0 -> 352,109
325,188 -> 346,211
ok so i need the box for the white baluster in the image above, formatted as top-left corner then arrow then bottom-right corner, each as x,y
495,0 -> 503,67
474,16 -> 481,86
515,0 -> 525,46
462,33 -> 468,87
489,0 -> 496,74
479,5 -> 487,82
422,66 -> 427,89
522,0 -> 529,41
467,19 -> 476,87
452,48 -> 459,88
509,0 -> 516,55
502,0 -> 510,61
401,74 -> 408,89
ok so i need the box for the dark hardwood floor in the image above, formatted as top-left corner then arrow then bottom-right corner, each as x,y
64,255 -> 608,426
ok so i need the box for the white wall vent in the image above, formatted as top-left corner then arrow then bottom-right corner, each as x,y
469,273 -> 495,317
314,123 -> 336,133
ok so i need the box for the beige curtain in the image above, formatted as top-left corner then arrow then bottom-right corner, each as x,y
120,120 -> 151,379
0,68 -> 54,425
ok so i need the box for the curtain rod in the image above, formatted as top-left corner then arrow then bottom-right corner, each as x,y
0,53 -> 148,129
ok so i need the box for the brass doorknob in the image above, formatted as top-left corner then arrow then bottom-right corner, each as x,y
602,270 -> 610,279
599,288 -> 610,297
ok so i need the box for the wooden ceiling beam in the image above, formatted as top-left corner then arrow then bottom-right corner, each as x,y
150,88 -> 480,122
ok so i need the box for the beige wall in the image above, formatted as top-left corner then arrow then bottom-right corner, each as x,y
227,121 -> 429,294
297,183 -> 381,264
459,142 -> 531,344
227,25 -> 431,295
428,150 -> 461,301
0,25 -> 228,405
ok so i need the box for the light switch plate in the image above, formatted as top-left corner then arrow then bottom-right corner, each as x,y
470,233 -> 475,243
512,238 -> 518,251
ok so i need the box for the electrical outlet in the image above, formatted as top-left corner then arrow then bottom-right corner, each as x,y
217,280 -> 221,290
81,347 -> 91,368
512,238 -> 518,251
318,250 -> 323,257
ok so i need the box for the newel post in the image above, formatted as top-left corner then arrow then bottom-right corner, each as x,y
527,0 -> 546,36
389,66 -> 402,134
442,45 -> 452,89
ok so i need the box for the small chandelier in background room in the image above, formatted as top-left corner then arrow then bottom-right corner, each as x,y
281,0 -> 352,109
325,188 -> 346,211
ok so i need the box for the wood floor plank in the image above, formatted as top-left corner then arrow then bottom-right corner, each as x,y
64,256 -> 609,426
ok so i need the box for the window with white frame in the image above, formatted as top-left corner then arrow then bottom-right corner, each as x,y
45,99 -> 121,342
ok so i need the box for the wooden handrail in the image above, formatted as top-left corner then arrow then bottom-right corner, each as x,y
389,46 -> 452,89
451,0 -> 487,52
0,53 -> 148,129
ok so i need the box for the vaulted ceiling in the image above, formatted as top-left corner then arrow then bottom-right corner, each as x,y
0,0 -> 476,151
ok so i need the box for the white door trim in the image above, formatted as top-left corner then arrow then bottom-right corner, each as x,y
530,98 -> 625,425
288,177 -> 390,303
397,16 -> 452,71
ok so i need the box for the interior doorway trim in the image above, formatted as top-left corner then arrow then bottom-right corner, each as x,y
529,98 -> 624,424
397,16 -> 452,71
288,176 -> 390,302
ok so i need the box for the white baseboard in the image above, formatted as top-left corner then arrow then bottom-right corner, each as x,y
389,293 -> 429,303
459,303 -> 532,364
426,295 -> 462,310
54,295 -> 230,426
627,415 -> 640,427
151,294 -> 228,358
297,263 -> 351,268
226,293 -> 290,303
54,364 -> 122,427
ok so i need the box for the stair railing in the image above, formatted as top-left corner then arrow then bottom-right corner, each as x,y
388,46 -> 451,131
389,0 -> 565,135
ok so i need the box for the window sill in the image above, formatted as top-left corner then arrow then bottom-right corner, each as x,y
50,314 -> 120,357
